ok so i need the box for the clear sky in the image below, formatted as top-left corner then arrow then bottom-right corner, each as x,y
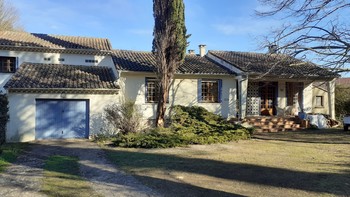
10,0 -> 277,53
8,0 -> 350,77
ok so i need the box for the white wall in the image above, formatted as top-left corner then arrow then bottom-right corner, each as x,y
312,86 -> 329,114
6,93 -> 119,142
303,81 -> 313,113
118,72 -> 237,121
0,73 -> 12,94
0,50 -> 116,92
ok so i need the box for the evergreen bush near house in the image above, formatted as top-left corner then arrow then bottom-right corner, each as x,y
0,95 -> 9,145
335,85 -> 350,119
111,105 -> 250,148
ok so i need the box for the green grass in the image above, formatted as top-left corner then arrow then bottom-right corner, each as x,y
0,143 -> 27,172
104,129 -> 350,197
41,155 -> 100,197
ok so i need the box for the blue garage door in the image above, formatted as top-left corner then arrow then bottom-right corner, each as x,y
35,100 -> 89,139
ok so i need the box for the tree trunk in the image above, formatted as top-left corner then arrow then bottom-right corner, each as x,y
152,0 -> 188,127
155,75 -> 171,127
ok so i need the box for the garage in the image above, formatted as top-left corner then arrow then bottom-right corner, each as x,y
5,63 -> 119,142
35,99 -> 89,140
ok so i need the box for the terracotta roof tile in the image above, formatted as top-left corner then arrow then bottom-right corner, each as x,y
336,78 -> 350,86
209,50 -> 338,78
5,63 -> 119,90
112,50 -> 235,75
0,31 -> 112,51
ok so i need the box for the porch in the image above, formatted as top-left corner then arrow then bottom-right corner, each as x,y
245,81 -> 305,117
238,79 -> 335,132
239,79 -> 335,118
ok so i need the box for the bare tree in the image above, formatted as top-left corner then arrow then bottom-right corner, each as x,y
256,0 -> 350,73
0,0 -> 21,31
152,0 -> 188,127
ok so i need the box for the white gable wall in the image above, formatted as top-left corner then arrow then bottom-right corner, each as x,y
0,50 -> 116,92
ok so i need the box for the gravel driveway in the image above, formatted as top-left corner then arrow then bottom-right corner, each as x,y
0,139 -> 160,197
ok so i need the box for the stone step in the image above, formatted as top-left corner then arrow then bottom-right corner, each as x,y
243,116 -> 301,133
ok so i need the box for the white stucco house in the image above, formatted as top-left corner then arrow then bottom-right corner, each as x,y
0,31 -> 338,142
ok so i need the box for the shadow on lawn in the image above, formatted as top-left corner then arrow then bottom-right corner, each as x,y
131,174 -> 245,197
18,141 -> 246,197
253,129 -> 350,144
3,141 -> 349,197
104,148 -> 350,197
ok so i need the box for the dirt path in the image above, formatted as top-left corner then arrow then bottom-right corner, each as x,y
0,140 -> 159,197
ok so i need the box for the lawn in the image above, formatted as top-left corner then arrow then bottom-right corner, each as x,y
41,155 -> 101,197
105,129 -> 350,197
0,143 -> 27,173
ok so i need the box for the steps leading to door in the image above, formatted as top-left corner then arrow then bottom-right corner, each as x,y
243,116 -> 302,133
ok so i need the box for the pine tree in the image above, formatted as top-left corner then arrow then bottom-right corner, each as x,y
152,0 -> 188,127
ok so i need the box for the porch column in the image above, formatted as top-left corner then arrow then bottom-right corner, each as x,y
327,78 -> 336,119
239,76 -> 248,119
278,81 -> 286,109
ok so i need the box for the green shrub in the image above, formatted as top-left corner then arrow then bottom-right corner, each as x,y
113,128 -> 184,148
111,105 -> 250,148
335,85 -> 350,119
0,95 -> 9,145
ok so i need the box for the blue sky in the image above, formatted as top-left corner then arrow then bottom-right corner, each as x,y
10,0 -> 277,53
8,0 -> 350,77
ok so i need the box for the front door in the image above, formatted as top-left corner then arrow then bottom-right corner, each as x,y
260,82 -> 277,116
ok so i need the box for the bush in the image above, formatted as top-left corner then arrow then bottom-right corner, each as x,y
113,128 -> 184,148
0,95 -> 9,145
335,85 -> 350,119
104,101 -> 143,135
111,105 -> 250,148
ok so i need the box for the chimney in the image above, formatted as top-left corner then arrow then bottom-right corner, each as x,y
188,49 -> 195,55
268,44 -> 278,54
199,44 -> 206,57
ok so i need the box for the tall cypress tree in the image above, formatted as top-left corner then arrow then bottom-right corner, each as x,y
152,0 -> 188,127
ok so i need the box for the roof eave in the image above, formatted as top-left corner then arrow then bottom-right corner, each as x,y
117,69 -> 235,76
6,88 -> 119,94
0,45 -> 111,56
248,73 -> 338,80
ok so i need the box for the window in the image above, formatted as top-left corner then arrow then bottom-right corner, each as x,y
85,59 -> 98,63
146,78 -> 160,103
44,57 -> 51,61
58,58 -> 65,62
198,79 -> 222,103
315,96 -> 324,107
0,56 -> 16,73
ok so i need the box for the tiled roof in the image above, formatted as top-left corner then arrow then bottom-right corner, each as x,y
0,31 -> 112,51
336,78 -> 350,87
209,51 -> 339,78
112,50 -> 235,75
5,63 -> 119,91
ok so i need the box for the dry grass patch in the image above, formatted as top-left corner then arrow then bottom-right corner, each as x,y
41,155 -> 100,197
105,129 -> 350,197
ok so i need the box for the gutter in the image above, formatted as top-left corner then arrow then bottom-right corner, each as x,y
6,88 -> 119,95
0,45 -> 112,56
117,70 -> 235,76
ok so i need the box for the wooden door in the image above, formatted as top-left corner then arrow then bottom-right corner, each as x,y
260,82 -> 277,116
